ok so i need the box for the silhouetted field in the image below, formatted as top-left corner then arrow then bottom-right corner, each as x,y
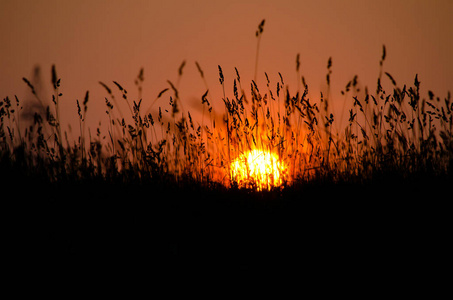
1,22 -> 451,284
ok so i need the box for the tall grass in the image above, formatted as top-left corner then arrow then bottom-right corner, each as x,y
1,25 -> 452,191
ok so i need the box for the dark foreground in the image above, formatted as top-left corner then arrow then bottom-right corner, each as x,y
4,174 -> 451,289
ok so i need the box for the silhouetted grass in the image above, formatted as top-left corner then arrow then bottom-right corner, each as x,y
2,50 -> 451,189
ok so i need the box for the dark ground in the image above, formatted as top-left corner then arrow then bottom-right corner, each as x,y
3,173 -> 451,289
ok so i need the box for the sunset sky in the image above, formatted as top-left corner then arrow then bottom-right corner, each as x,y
1,0 -> 452,130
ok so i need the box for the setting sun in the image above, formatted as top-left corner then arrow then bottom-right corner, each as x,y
231,149 -> 288,191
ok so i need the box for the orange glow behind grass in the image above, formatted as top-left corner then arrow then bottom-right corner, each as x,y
231,149 -> 288,191
2,20 -> 451,194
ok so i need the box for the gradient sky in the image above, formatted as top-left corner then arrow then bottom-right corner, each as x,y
1,0 -> 452,131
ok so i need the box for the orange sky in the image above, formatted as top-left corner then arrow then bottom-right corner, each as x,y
1,0 -> 452,131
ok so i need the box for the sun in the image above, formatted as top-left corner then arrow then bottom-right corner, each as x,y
230,149 -> 288,191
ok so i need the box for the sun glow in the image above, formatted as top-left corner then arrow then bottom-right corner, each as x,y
230,149 -> 288,191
